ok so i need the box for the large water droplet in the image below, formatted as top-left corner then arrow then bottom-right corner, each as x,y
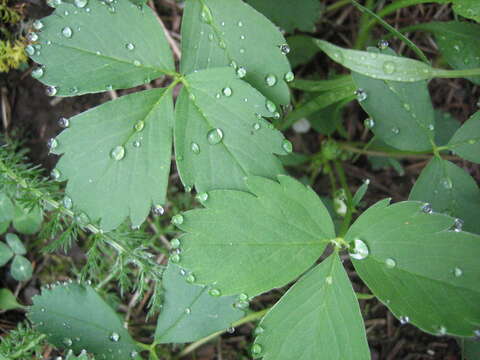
279,44 -> 290,55
385,258 -> 396,269
251,344 -> 263,355
48,138 -> 58,151
422,203 -> 433,214
355,89 -> 368,102
383,61 -> 396,74
126,43 -> 135,51
284,71 -> 294,83
453,218 -> 463,232
27,32 -> 38,42
266,100 -> 276,113
350,238 -> 369,260
109,332 -> 120,342
152,205 -> 165,216
46,86 -> 58,96
25,45 -> 35,56
186,274 -> 196,283
453,267 -> 463,277
236,67 -> 247,78
171,238 -> 180,249
364,118 -> 375,129
209,288 -> 221,297
254,326 -> 264,335
378,39 -> 389,50
110,145 -> 125,161
265,74 -> 277,87
207,128 -> 224,145
172,214 -> 184,226
74,0 -> 88,8
222,87 -> 232,97
62,27 -> 73,38
134,120 -> 144,132
399,316 -> 410,325
191,142 -> 200,154
282,139 -> 293,153
196,192 -> 208,203
33,20 -> 44,30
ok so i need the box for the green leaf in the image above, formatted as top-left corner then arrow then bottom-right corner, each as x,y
447,111 -> 480,163
345,199 -> 480,337
244,0 -> 321,33
352,180 -> 370,208
180,0 -> 292,105
286,35 -> 319,68
10,255 -> 33,282
434,110 -> 461,146
0,222 -> 8,235
12,205 -> 42,235
463,338 -> 480,360
175,68 -> 287,193
29,283 -> 140,359
175,175 -> 335,297
309,101 -> 346,136
316,39 -> 435,82
352,48 -> 435,152
0,288 -> 25,311
0,242 -> 14,267
29,0 -> 174,96
252,254 -> 370,360
53,88 -> 173,231
5,233 -> 26,255
0,193 -> 14,223
452,0 -> 480,22
155,263 -> 243,343
409,157 -> 480,234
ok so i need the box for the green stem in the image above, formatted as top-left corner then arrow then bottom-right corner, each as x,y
178,308 -> 269,357
354,0 -> 376,49
10,334 -> 46,359
433,68 -> 480,79
334,161 -> 354,238
325,0 -> 351,13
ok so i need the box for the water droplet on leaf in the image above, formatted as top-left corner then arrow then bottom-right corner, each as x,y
266,100 -> 276,113
152,205 -> 165,216
378,39 -> 389,50
279,44 -> 290,55
109,332 -> 120,342
62,27 -> 73,38
364,118 -> 375,129
284,71 -> 294,82
222,87 -> 232,97
385,258 -> 396,268
355,89 -> 368,102
399,316 -> 410,325
350,238 -> 369,260
236,67 -> 247,78
196,192 -> 208,202
48,138 -> 58,151
209,288 -> 221,297
110,145 -> 125,161
46,86 -> 58,96
172,214 -> 184,226
33,20 -> 44,30
422,203 -> 433,214
126,43 -> 135,51
251,344 -> 263,355
282,139 -> 293,153
453,267 -> 463,277
207,128 -> 224,145
74,0 -> 88,8
265,74 -> 277,87
191,142 -> 200,154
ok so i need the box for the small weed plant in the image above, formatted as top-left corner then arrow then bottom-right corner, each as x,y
1,0 -> 480,359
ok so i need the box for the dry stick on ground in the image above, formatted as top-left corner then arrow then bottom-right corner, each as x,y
149,1 -> 182,60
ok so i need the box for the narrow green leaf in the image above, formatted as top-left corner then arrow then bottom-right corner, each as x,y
5,233 -> 26,255
29,283 -> 140,359
244,0 -> 321,33
0,242 -> 14,267
12,205 -> 42,235
351,48 -> 435,152
175,68 -> 287,193
346,200 -> 480,337
175,175 -> 335,297
155,263 -> 243,343
286,35 -> 319,68
180,0 -> 292,105
452,0 -> 480,22
410,158 -> 480,234
434,110 -> 461,146
0,288 -> 24,311
448,111 -> 480,163
290,75 -> 354,92
252,254 -> 370,360
352,180 -> 370,207
0,193 -> 14,223
52,88 -> 173,231
10,255 -> 33,282
29,0 -> 174,96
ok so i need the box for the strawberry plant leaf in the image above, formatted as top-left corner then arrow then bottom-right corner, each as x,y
28,0 -> 174,96
29,283 -> 141,359
155,263 -> 244,343
175,68 -> 287,193
452,0 -> 480,22
180,0 -> 292,105
52,88 -> 173,231
174,175 -> 335,297
346,200 -> 480,337
244,0 -> 322,33
409,157 -> 480,234
447,111 -> 480,163
352,48 -> 435,152
252,254 -> 370,360
434,110 -> 461,146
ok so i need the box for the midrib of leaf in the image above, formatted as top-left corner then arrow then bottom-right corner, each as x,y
193,240 -> 330,247
156,287 -> 206,341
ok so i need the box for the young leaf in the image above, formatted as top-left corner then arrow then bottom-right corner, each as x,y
5,233 -> 26,255
155,263 -> 243,343
52,88 -> 173,231
29,283 -> 141,359
252,254 -> 370,360
0,288 -> 25,311
0,242 -> 14,267
10,255 -> 33,282
286,35 -> 319,68
351,48 -> 435,152
447,110 -> 480,163
409,158 -> 480,234
29,0 -> 174,96
180,0 -> 292,105
244,0 -> 321,33
316,39 -> 435,82
175,68 -> 287,193
452,0 -> 480,22
434,110 -> 461,146
345,200 -> 480,337
0,193 -> 14,223
12,205 -> 42,235
174,175 -> 335,297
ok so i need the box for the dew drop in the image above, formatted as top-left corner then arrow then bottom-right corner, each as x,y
172,214 -> 184,226
133,140 -> 141,148
152,205 -> 165,216
453,44 -> 460,52
126,43 -> 135,51
106,84 -> 113,91
453,266 -> 463,277
134,120 -> 144,132
191,142 -> 200,154
62,27 -> 73,38
355,89 -> 368,102
251,344 -> 262,355
130,351 -> 138,358
385,258 -> 396,269
171,238 -> 180,249
325,276 -> 333,285
74,0 -> 88,8
399,316 -> 410,325
207,128 -> 224,145
438,326 -> 447,335
109,332 -> 120,342
48,138 -> 58,151
209,288 -> 221,297
133,60 -> 141,66
238,20 -> 243,27
110,145 -> 125,161
40,307 -> 46,312
236,67 -> 247,78
27,32 -> 38,42
364,118 -> 375,129
349,238 -> 369,260
265,74 -> 277,87
186,274 -> 196,283
222,87 -> 232,97
63,196 -> 73,209
254,326 -> 264,335
33,20 -> 44,30
63,338 -> 73,347
253,123 -> 261,131
391,127 -> 400,135
453,218 -> 463,232
227,327 -> 235,334
239,48 -> 245,54
185,307 -> 191,314
441,177 -> 453,190
46,86 -> 58,96
170,253 -> 180,263
25,45 -> 35,56
383,61 -> 396,74
189,93 -> 196,101
422,203 -> 433,214
196,192 -> 208,203
428,124 -> 435,131
279,44 -> 290,55
378,39 -> 389,50
31,67 -> 44,79
281,139 -> 293,153
284,71 -> 294,83
266,100 -> 276,113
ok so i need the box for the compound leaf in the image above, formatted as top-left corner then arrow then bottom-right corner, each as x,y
244,0 -> 321,33
252,254 -> 370,360
174,175 -> 335,297
409,157 -> 480,234
345,200 -> 480,337
180,0 -> 292,105
175,68 -> 287,193
352,48 -> 435,152
52,88 -> 173,231
10,255 -> 33,282
29,0 -> 174,96
448,111 -> 480,163
155,263 -> 244,343
452,0 -> 480,22
29,283 -> 140,360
